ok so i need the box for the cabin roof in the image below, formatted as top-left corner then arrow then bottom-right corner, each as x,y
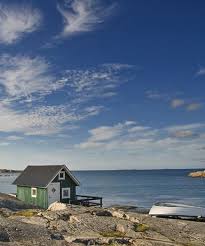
13,165 -> 80,188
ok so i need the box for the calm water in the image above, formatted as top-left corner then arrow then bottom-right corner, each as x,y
1,169 -> 205,208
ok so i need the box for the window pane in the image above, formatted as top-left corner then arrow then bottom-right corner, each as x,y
32,189 -> 37,196
63,189 -> 69,197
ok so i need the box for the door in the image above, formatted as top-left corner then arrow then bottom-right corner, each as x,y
48,182 -> 60,206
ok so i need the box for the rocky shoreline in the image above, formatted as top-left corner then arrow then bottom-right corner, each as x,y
0,193 -> 205,245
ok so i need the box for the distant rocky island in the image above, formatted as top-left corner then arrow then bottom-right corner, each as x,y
0,169 -> 21,175
188,170 -> 205,178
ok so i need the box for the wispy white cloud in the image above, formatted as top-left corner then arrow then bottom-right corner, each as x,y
77,121 -> 157,150
0,55 -> 134,104
0,142 -> 10,146
0,53 -> 135,136
6,135 -> 24,141
57,0 -> 115,38
170,99 -> 185,108
76,121 -> 205,168
196,67 -> 205,76
145,90 -> 169,100
0,54 -> 58,102
146,91 -> 203,112
0,103 -> 103,136
77,121 -> 205,150
171,130 -> 197,138
186,103 -> 202,111
166,123 -> 205,132
61,63 -> 135,102
0,3 -> 42,45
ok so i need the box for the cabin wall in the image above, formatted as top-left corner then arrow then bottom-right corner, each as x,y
17,186 -> 48,209
52,169 -> 77,203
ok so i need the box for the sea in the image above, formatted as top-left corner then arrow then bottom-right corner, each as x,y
1,169 -> 205,208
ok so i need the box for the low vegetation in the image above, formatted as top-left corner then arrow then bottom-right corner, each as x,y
133,223 -> 149,232
12,209 -> 38,217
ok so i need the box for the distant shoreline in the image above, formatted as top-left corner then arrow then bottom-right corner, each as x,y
0,168 -> 204,173
0,169 -> 22,174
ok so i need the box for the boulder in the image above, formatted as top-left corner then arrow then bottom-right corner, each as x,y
69,215 -> 80,223
0,230 -> 10,242
50,233 -> 64,240
0,208 -> 13,217
110,210 -> 125,219
115,224 -> 126,234
57,211 -> 71,221
48,202 -> 67,211
64,236 -> 76,243
92,210 -> 113,217
129,217 -> 140,223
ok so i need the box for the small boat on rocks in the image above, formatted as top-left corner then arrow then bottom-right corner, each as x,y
149,202 -> 205,219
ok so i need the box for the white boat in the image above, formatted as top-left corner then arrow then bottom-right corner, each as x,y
149,202 -> 205,218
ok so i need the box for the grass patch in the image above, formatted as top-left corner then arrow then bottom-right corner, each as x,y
133,223 -> 149,232
13,210 -> 38,217
100,231 -> 125,238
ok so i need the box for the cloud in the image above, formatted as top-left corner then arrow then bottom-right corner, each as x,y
145,90 -> 169,100
62,63 -> 135,101
186,103 -> 202,111
146,92 -> 203,112
0,142 -> 10,146
196,67 -> 205,76
77,121 -> 157,150
6,135 -> 24,141
0,54 -> 58,102
0,54 -> 135,136
0,103 -> 103,136
166,123 -> 205,132
74,121 -> 205,169
0,3 -> 42,44
77,121 -> 205,152
172,130 -> 197,138
57,0 -> 115,38
170,99 -> 185,108
0,54 -> 134,105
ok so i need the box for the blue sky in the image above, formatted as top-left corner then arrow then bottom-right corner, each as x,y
0,0 -> 205,170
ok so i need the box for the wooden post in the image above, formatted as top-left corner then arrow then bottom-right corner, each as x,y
100,198 -> 103,207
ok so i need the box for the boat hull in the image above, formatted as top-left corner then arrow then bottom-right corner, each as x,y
149,203 -> 205,218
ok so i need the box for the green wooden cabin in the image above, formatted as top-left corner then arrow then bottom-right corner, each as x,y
13,165 -> 80,209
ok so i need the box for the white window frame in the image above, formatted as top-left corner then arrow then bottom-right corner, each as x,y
31,188 -> 37,198
58,171 -> 65,180
62,187 -> 70,199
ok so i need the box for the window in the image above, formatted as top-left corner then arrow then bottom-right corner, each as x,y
62,188 -> 70,199
31,188 -> 37,198
58,171 -> 65,180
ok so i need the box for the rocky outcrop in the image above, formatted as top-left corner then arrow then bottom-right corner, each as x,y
48,201 -> 67,211
0,194 -> 205,245
0,192 -> 36,210
189,170 -> 205,177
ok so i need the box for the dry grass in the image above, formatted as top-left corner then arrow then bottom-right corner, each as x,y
100,231 -> 125,238
12,210 -> 38,217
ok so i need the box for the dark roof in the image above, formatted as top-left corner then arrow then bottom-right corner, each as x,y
13,165 -> 80,187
